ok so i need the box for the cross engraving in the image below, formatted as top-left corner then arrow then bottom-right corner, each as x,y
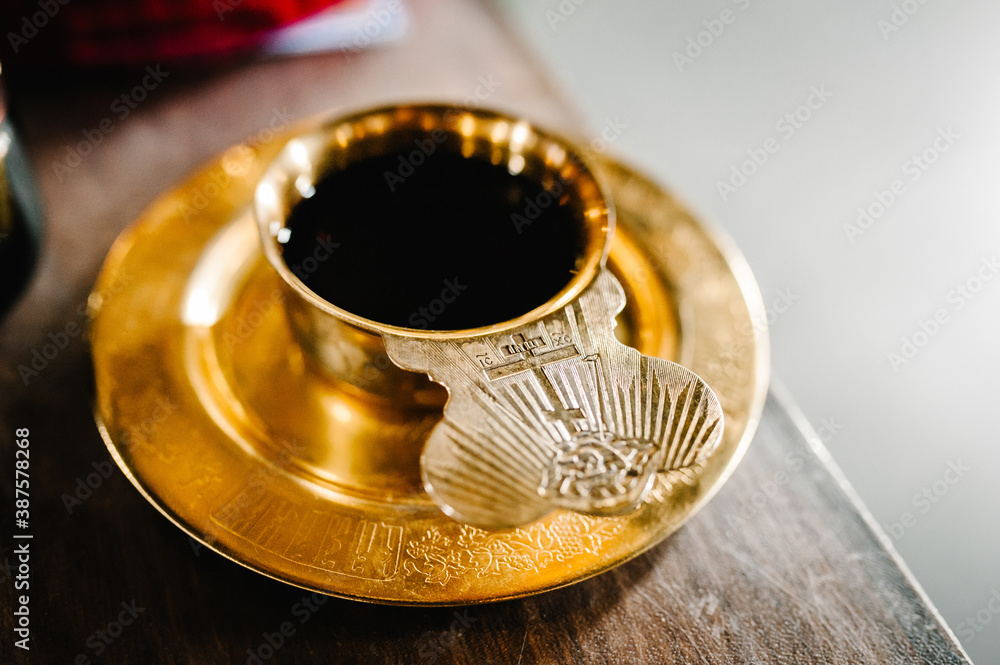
543,401 -> 587,434
485,330 -> 577,381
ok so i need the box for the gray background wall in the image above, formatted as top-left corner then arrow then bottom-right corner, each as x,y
495,0 -> 1000,661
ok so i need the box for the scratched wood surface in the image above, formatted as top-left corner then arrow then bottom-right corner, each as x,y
0,0 -> 972,662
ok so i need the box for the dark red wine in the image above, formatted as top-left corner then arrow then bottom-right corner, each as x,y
278,150 -> 586,330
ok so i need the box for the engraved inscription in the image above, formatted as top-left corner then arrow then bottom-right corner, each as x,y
347,519 -> 404,581
503,332 -> 545,357
459,340 -> 498,369
545,318 -> 573,347
211,493 -> 403,581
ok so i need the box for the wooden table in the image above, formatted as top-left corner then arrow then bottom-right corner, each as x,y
0,0 -> 972,662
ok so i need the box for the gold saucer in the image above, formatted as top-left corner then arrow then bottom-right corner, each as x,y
90,129 -> 769,605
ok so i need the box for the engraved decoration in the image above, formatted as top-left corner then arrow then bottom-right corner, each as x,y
383,269 -> 725,529
403,513 -> 625,585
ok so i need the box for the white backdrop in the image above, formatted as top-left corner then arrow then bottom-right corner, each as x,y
497,0 -> 1000,661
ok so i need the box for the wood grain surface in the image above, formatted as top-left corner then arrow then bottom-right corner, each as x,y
0,0 -> 972,662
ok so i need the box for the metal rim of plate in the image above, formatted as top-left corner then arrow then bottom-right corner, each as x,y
89,124 -> 770,605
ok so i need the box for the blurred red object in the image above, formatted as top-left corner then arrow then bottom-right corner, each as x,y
1,0 -> 346,68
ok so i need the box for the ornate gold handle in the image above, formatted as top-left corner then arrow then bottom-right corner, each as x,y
384,268 -> 724,529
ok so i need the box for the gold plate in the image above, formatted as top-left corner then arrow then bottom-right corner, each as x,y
90,129 -> 769,605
